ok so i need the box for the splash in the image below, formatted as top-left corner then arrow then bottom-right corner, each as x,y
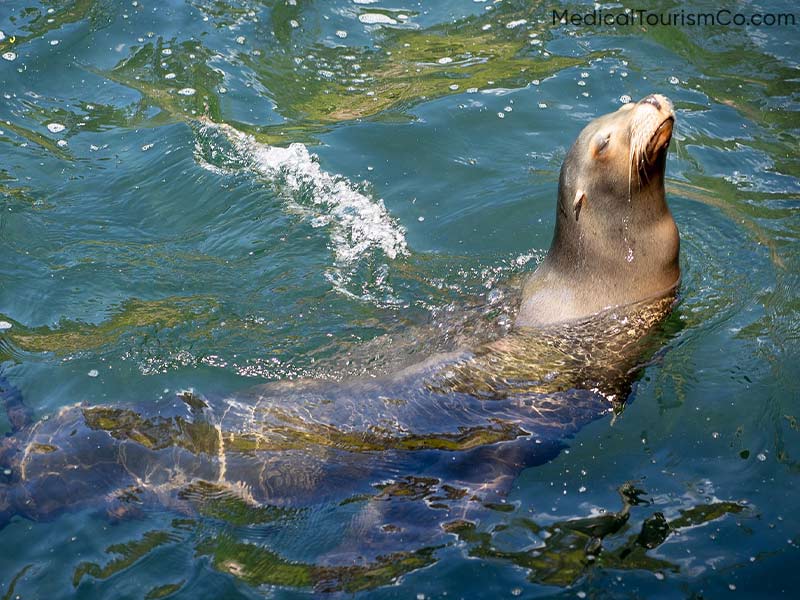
193,120 -> 408,266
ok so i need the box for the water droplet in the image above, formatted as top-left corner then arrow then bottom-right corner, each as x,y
757,452 -> 767,462
88,369 -> 99,378
497,112 -> 505,118
669,75 -> 679,84
47,123 -> 66,133
537,102 -> 547,109
712,432 -> 720,439
2,52 -> 17,61
57,139 -> 68,148
620,94 -> 632,103
335,30 -> 348,38
655,572 -> 665,580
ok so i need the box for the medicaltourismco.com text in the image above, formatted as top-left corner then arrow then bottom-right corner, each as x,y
553,9 -> 797,27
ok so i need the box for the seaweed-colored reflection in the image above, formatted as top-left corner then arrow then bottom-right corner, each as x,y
81,404 -> 526,454
73,530 -> 180,587
196,534 -> 438,593
5,296 -> 219,355
444,484 -> 746,587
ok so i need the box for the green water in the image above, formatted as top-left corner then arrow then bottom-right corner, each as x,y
1,0 -> 799,597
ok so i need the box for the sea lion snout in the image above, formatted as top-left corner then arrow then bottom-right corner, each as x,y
628,94 -> 675,168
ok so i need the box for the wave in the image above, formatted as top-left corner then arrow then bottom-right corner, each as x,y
193,120 -> 408,266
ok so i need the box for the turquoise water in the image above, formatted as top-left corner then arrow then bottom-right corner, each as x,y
1,0 -> 799,597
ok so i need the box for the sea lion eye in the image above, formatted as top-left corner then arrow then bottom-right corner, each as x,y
594,133 -> 611,156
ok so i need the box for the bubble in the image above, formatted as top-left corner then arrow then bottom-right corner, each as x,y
161,48 -> 172,55
47,123 -> 66,133
506,19 -> 527,28
0,321 -> 12,330
164,72 -> 176,79
141,143 -> 154,151
497,112 -> 505,118
669,75 -> 679,84
437,56 -> 453,64
481,24 -> 492,31
757,452 -> 767,462
289,20 -> 299,28
538,102 -> 547,109
2,52 -> 17,61
178,87 -> 196,96
50,39 -> 60,46
620,94 -> 632,104
88,369 -> 99,378
57,139 -> 68,147
335,30 -> 348,38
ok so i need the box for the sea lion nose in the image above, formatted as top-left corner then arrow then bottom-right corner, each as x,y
642,95 -> 661,110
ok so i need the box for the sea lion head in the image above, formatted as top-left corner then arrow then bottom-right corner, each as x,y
559,94 -> 675,223
518,94 -> 680,327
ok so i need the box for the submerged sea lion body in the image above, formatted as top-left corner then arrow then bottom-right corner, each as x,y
0,96 -> 679,560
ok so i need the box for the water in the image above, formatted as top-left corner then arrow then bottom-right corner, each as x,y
1,0 -> 799,597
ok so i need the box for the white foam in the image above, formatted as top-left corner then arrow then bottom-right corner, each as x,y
194,120 -> 407,265
359,14 -> 396,25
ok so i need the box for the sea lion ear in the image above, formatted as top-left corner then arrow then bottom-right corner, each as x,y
573,190 -> 586,221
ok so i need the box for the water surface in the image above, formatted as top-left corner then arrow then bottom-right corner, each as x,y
1,0 -> 799,598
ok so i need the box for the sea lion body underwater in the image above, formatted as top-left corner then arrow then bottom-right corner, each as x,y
0,96 -> 679,549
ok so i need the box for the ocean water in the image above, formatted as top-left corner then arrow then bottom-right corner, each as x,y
1,0 -> 799,598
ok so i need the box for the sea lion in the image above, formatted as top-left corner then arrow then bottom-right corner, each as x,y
517,93 -> 679,327
0,95 -> 679,587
